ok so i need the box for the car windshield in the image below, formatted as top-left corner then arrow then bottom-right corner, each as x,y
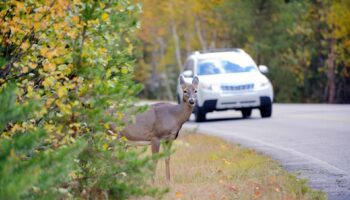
197,59 -> 257,75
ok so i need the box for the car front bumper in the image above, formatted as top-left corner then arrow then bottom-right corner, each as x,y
197,87 -> 273,111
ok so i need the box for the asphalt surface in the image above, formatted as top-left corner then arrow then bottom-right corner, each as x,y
183,104 -> 350,200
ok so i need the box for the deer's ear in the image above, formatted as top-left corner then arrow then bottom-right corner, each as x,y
180,75 -> 186,88
192,76 -> 199,88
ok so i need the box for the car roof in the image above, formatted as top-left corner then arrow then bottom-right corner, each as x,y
189,49 -> 256,66
190,48 -> 244,58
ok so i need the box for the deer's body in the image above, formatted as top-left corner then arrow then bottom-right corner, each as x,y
119,76 -> 199,181
121,103 -> 192,142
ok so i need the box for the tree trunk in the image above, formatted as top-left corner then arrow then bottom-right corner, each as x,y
161,72 -> 174,101
195,20 -> 207,51
325,38 -> 336,103
150,49 -> 160,99
184,32 -> 193,55
209,30 -> 217,49
172,24 -> 183,72
157,37 -> 174,100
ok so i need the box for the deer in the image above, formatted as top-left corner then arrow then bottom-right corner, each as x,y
118,75 -> 199,181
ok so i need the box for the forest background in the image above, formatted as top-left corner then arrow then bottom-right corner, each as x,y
136,0 -> 350,103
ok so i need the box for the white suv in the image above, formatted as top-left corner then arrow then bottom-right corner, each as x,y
177,49 -> 273,122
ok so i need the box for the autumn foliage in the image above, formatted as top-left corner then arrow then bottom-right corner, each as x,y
0,0 -> 162,199
137,0 -> 350,103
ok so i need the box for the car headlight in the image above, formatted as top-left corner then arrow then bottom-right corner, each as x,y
201,83 -> 221,92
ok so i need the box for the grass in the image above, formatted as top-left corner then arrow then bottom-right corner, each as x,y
147,131 -> 326,200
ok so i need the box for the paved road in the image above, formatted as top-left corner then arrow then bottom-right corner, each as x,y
183,104 -> 350,200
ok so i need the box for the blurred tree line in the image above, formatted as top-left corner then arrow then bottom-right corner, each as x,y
136,0 -> 350,103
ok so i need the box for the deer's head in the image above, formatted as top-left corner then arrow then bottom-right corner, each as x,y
180,75 -> 199,107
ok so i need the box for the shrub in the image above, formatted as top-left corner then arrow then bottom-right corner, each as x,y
0,1 -> 164,199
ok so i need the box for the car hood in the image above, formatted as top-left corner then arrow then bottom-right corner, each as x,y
194,72 -> 268,85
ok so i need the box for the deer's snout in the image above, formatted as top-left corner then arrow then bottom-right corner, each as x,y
188,98 -> 195,105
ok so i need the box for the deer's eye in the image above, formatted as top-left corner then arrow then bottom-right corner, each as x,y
184,90 -> 188,93
194,90 -> 197,93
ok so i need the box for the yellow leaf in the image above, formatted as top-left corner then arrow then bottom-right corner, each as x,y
54,23 -> 61,31
58,103 -> 72,115
72,16 -> 80,24
45,98 -> 55,108
26,85 -> 34,98
43,62 -> 56,72
66,83 -> 76,89
46,50 -> 56,59
21,67 -> 29,73
21,42 -> 30,51
11,124 -> 22,132
121,66 -> 128,74
15,1 -> 25,12
29,62 -> 37,69
27,85 -> 33,93
100,2 -> 106,9
40,47 -> 49,57
58,0 -> 68,9
34,22 -> 41,30
101,13 -> 109,22
57,86 -> 67,98
42,77 -> 54,89
34,13 -> 41,21
67,31 -> 77,39
102,143 -> 108,150
100,47 -> 107,53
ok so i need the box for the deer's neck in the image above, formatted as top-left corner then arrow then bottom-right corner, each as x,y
174,102 -> 193,125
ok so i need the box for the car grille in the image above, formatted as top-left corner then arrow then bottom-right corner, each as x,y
221,84 -> 254,91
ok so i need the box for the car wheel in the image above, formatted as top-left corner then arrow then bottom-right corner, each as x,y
259,104 -> 272,118
241,108 -> 252,118
195,106 -> 206,122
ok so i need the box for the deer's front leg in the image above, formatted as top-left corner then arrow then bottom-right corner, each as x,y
151,138 -> 160,178
164,140 -> 173,181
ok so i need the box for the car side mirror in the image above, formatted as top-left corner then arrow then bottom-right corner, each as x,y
183,70 -> 193,77
258,65 -> 269,74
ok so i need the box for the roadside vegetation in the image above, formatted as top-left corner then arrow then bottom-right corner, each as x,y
0,0 -> 164,199
154,132 -> 326,200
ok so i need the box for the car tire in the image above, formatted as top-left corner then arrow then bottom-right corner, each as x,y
241,108 -> 252,118
259,104 -> 272,118
195,106 -> 206,122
